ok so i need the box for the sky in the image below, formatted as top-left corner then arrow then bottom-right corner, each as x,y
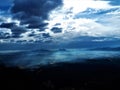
0,0 -> 120,48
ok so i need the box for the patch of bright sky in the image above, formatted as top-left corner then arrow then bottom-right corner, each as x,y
46,0 -> 120,41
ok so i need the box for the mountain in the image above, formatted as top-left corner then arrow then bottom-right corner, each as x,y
92,47 -> 120,51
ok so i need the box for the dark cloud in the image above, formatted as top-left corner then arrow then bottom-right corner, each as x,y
0,32 -> 11,39
27,23 -> 48,31
0,23 -> 16,28
11,0 -> 62,26
51,27 -> 62,33
18,16 -> 41,25
28,33 -> 35,37
42,33 -> 51,38
11,27 -> 26,38
0,0 -> 63,42
0,22 -> 27,38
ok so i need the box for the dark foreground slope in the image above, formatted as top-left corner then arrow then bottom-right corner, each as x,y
0,58 -> 120,90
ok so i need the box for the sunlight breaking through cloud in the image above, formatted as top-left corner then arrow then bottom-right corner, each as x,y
0,0 -> 120,43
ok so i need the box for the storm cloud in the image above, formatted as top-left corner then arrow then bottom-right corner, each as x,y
11,0 -> 62,26
0,23 -> 16,28
51,27 -> 62,33
0,22 -> 26,38
11,27 -> 26,38
0,0 -> 62,41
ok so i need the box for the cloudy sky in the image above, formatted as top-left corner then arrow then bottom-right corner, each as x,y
0,0 -> 120,47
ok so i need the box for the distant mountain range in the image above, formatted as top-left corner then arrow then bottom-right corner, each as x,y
92,47 -> 120,51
